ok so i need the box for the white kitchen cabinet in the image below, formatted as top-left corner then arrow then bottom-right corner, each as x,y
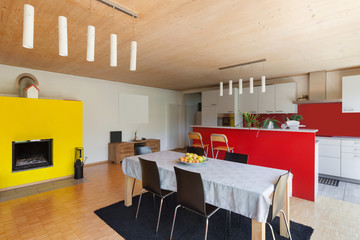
258,85 -> 275,113
202,90 -> 218,107
317,137 -> 341,177
341,153 -> 360,180
319,156 -> 341,176
317,136 -> 360,180
217,88 -> 238,113
201,106 -> 217,126
239,87 -> 259,113
275,82 -> 297,113
342,75 -> 360,113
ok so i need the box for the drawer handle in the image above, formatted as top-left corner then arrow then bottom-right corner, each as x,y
275,110 -> 283,112
354,155 -> 360,158
344,108 -> 354,111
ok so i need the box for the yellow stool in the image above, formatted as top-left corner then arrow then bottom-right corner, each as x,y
210,134 -> 234,159
188,132 -> 209,157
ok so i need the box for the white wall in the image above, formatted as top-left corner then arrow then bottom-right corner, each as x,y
0,64 -> 181,164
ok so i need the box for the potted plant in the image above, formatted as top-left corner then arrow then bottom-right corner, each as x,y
261,118 -> 281,129
243,112 -> 260,128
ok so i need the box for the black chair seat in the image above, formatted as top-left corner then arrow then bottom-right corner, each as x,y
160,189 -> 173,197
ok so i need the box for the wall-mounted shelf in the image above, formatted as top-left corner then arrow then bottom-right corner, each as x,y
293,99 -> 342,104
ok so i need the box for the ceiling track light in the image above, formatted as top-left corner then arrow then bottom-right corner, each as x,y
58,16 -> 68,56
23,4 -> 34,49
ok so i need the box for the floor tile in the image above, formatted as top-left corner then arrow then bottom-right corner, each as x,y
320,182 -> 345,201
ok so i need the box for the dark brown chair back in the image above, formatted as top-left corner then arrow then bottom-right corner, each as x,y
139,157 -> 161,196
174,167 -> 206,216
269,169 -> 291,222
135,146 -> 152,155
186,146 -> 205,156
224,152 -> 248,164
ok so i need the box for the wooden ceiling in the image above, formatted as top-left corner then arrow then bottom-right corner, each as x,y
1,0 -> 360,91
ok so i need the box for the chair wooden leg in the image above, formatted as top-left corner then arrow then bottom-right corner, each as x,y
170,205 -> 181,240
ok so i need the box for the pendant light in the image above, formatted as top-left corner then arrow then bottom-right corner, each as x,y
130,15 -> 137,71
261,75 -> 266,93
87,25 -> 95,62
239,79 -> 243,94
219,82 -> 223,96
250,77 -> 254,94
261,61 -> 266,92
110,34 -> 117,67
23,4 -> 34,49
58,16 -> 68,56
229,80 -> 233,95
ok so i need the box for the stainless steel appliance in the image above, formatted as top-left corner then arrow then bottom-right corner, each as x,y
217,113 -> 235,127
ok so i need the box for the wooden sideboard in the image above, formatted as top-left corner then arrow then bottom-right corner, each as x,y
108,139 -> 160,165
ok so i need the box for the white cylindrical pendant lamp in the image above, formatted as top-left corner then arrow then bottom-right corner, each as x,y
87,25 -> 95,62
23,4 -> 34,49
250,77 -> 254,94
239,79 -> 243,94
229,80 -> 233,95
261,75 -> 266,93
220,82 -> 223,96
58,16 -> 68,56
130,41 -> 137,71
110,34 -> 117,67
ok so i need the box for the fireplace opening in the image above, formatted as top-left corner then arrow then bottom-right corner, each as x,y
12,139 -> 53,172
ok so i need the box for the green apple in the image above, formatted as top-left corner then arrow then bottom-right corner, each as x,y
198,156 -> 204,162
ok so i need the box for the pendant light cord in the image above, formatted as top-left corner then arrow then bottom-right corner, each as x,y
132,15 -> 135,40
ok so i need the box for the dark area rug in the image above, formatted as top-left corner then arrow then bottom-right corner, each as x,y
94,193 -> 313,240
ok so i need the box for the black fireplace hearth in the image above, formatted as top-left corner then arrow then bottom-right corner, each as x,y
12,139 -> 53,171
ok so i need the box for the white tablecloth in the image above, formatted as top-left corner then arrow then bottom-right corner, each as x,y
122,151 -> 292,223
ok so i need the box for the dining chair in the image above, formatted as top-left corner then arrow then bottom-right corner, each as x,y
188,132 -> 209,156
224,152 -> 248,164
266,169 -> 292,240
132,146 -> 153,197
135,157 -> 174,233
186,146 -> 205,156
134,145 -> 152,155
170,167 -> 220,240
210,133 -> 234,159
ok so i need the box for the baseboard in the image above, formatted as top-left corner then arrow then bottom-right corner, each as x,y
84,160 -> 108,167
319,174 -> 360,184
0,175 -> 73,192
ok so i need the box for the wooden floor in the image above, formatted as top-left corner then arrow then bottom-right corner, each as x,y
1,163 -> 360,240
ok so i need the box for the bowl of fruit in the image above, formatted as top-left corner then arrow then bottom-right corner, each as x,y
178,152 -> 207,166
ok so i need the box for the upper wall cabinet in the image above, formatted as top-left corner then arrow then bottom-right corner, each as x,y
258,85 -> 275,113
275,82 -> 297,113
202,90 -> 218,107
239,86 -> 259,113
217,88 -> 238,113
342,75 -> 360,113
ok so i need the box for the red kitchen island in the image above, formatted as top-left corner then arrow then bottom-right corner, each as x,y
192,125 -> 319,202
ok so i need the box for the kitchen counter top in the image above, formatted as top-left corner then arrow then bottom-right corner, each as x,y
190,125 -> 318,133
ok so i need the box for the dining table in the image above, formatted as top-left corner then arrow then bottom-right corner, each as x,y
122,151 -> 292,240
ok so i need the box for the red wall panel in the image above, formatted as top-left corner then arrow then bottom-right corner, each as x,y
298,103 -> 360,137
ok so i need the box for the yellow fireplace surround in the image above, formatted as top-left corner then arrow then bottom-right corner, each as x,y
0,97 -> 83,190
